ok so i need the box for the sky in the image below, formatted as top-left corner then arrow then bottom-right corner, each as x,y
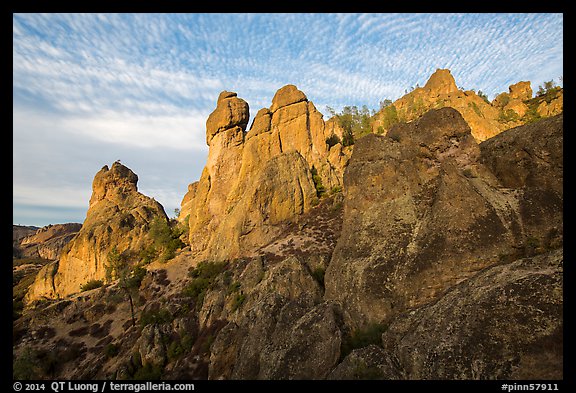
13,13 -> 563,227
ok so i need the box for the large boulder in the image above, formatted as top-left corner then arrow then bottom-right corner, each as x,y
325,108 -> 563,329
205,91 -> 249,145
206,256 -> 341,380
508,81 -> 533,101
422,68 -> 458,96
380,249 -> 562,379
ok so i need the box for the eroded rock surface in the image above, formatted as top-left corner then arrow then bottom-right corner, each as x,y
25,162 -> 169,302
181,86 -> 351,261
325,109 -> 563,328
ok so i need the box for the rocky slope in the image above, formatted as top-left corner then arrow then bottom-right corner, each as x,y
372,69 -> 563,141
13,225 -> 39,244
15,82 -> 563,381
25,162 -> 169,302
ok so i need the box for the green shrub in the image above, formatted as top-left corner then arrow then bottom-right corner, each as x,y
498,109 -> 519,123
330,186 -> 342,194
183,261 -> 228,307
132,363 -> 162,380
477,90 -> 490,104
462,168 -> 475,178
537,79 -> 560,97
326,134 -> 341,148
149,217 -> 185,262
230,292 -> 246,312
469,101 -> 483,118
13,299 -> 24,321
126,265 -> 147,289
379,104 -> 399,130
105,343 -> 120,358
227,281 -> 241,295
311,267 -> 325,287
140,308 -> 173,328
311,167 -> 326,198
182,277 -> 211,305
139,245 -> 158,264
189,261 -> 228,280
328,105 -> 374,146
341,323 -> 388,359
522,106 -> 542,124
80,279 -> 104,292
167,341 -> 184,360
13,348 -> 40,380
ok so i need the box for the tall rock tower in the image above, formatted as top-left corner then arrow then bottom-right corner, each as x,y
180,86 -> 351,260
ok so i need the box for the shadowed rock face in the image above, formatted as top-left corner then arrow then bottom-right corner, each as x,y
325,109 -> 563,329
25,162 -> 169,302
479,114 -> 563,247
384,249 -> 563,380
329,249 -> 562,380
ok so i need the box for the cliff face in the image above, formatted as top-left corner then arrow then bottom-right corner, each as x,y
329,249 -> 562,380
325,109 -> 562,328
372,69 -> 563,142
25,162 -> 169,302
181,86 -> 351,261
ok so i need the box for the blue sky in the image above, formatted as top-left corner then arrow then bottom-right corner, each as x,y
13,13 -> 563,227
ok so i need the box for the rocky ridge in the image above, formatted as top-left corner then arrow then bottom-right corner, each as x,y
16,223 -> 82,260
15,77 -> 563,381
372,68 -> 563,141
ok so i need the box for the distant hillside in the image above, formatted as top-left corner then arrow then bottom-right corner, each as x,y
13,225 -> 39,243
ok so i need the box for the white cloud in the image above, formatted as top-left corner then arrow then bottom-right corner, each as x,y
62,112 -> 209,150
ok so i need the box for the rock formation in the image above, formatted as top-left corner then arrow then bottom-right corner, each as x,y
329,249 -> 562,380
15,78 -> 563,381
180,85 -> 351,261
372,69 -> 563,142
325,109 -> 563,328
25,162 -> 169,302
13,225 -> 39,244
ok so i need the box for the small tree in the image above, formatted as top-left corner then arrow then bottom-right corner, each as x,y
149,217 -> 185,262
537,79 -> 557,96
379,99 -> 393,110
477,90 -> 490,104
342,126 -> 354,147
105,246 -> 145,328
